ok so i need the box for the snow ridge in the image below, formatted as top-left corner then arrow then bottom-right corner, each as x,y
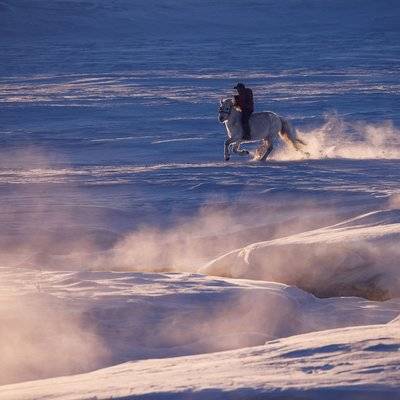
201,209 -> 400,300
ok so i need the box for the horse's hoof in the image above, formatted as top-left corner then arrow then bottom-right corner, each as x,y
225,156 -> 230,161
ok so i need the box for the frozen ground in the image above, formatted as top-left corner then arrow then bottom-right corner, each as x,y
1,0 -> 400,398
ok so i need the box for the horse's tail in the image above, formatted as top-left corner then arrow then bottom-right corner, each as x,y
279,116 -> 306,150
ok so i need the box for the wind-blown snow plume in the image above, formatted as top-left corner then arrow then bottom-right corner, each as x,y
92,198 -> 345,273
0,150 -> 114,384
86,198 -> 400,301
201,209 -> 400,300
2,147 -> 399,303
0,291 -> 109,385
272,115 -> 400,161
0,148 -> 118,269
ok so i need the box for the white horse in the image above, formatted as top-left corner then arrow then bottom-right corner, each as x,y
218,98 -> 307,161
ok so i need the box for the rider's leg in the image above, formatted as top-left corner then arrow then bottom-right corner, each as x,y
241,110 -> 252,140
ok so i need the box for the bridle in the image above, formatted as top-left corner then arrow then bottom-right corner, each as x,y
218,101 -> 232,121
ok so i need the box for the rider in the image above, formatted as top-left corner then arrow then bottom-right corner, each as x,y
234,83 -> 254,140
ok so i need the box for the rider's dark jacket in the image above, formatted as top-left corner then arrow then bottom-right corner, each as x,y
234,88 -> 254,112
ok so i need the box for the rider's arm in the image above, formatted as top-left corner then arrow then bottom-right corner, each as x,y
233,95 -> 242,110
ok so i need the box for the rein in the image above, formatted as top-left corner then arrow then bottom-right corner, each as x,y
219,104 -> 232,119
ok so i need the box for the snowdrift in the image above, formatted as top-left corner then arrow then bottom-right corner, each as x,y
201,209 -> 400,300
1,268 -> 400,386
2,320 -> 400,400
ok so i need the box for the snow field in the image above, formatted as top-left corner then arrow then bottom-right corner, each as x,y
2,317 -> 399,399
1,267 -> 400,388
1,0 -> 399,397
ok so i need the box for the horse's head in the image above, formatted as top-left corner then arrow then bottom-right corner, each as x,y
218,98 -> 233,123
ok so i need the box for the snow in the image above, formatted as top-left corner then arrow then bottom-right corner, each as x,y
201,209 -> 400,300
1,269 -> 400,399
2,321 -> 400,399
1,0 -> 400,398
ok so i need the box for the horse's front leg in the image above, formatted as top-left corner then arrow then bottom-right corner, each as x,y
224,138 -> 234,161
232,142 -> 250,156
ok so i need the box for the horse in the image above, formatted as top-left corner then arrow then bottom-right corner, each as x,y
218,98 -> 307,161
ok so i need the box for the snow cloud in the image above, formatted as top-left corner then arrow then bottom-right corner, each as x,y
93,197 -> 342,273
0,292 -> 109,385
272,115 -> 400,161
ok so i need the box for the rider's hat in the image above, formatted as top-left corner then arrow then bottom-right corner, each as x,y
234,83 -> 245,89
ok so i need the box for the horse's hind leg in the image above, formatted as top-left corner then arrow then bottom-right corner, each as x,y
256,139 -> 273,161
260,143 -> 273,161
